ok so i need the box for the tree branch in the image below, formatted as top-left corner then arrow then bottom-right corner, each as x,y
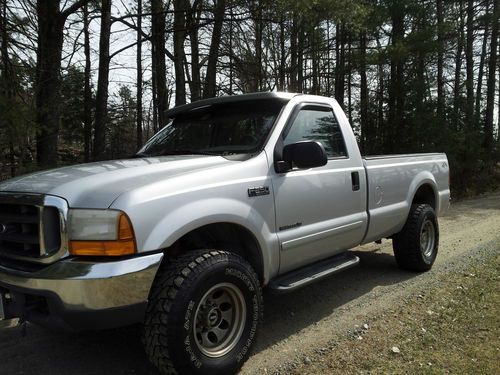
61,0 -> 89,20
109,38 -> 148,60
112,17 -> 175,61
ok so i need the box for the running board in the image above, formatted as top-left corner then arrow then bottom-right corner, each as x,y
269,252 -> 360,293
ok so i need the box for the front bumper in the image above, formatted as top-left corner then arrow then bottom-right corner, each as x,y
0,252 -> 163,331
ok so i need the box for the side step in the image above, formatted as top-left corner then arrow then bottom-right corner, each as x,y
269,252 -> 360,293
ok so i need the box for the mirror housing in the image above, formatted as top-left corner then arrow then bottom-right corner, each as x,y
276,141 -> 328,173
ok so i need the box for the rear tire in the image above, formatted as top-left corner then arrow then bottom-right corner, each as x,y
143,250 -> 263,375
392,204 -> 439,271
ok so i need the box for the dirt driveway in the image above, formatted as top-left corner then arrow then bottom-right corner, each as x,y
1,193 -> 499,375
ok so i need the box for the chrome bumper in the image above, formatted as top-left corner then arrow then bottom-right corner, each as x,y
0,252 -> 163,330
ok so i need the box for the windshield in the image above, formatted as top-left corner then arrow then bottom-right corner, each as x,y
137,98 -> 286,157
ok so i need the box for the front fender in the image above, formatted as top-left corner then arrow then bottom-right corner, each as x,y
125,196 -> 279,284
148,198 -> 269,248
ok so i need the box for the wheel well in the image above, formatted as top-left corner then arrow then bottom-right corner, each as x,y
166,223 -> 264,283
412,184 -> 436,210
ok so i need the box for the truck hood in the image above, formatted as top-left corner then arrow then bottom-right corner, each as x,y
0,156 -> 234,208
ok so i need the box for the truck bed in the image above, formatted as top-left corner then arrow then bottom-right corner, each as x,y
361,153 -> 450,244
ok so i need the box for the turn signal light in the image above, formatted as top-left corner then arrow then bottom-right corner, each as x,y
69,213 -> 137,256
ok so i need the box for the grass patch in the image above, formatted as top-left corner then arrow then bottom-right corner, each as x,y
287,253 -> 500,375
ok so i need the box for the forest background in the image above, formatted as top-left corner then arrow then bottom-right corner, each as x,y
0,0 -> 499,196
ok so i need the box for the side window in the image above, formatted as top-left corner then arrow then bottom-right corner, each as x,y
283,107 -> 348,158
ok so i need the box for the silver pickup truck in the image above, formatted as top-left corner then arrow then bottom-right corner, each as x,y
0,92 -> 449,375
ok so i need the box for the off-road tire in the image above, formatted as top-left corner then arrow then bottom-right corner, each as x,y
392,204 -> 439,271
143,250 -> 263,375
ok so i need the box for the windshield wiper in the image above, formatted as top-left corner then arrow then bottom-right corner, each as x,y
160,149 -> 220,156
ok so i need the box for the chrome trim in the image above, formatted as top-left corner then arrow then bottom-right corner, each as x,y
363,153 -> 445,160
38,205 -> 46,257
0,193 -> 69,264
0,252 -> 163,311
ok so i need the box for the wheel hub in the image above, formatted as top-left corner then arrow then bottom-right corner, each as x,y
204,307 -> 222,327
193,282 -> 247,358
420,219 -> 436,258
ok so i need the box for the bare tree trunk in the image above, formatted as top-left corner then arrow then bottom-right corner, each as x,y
335,22 -> 340,98
204,0 -> 226,98
83,3 -> 92,162
347,33 -> 352,124
228,4 -> 234,94
297,24 -> 304,93
136,0 -> 143,150
465,0 -> 475,129
436,0 -> 445,120
376,32 -> 384,151
484,0 -> 499,158
35,0 -> 88,167
387,2 -> 405,152
1,0 -> 14,175
35,2 -> 65,167
187,0 -> 201,101
92,0 -> 112,161
453,1 -> 465,131
254,0 -> 263,91
279,18 -> 286,91
0,0 -> 6,93
359,30 -> 368,154
335,23 -> 345,106
415,39 -> 426,150
152,62 -> 158,132
312,27 -> 319,94
340,24 -> 346,105
152,0 -> 168,121
326,20 -> 331,97
290,15 -> 298,92
173,0 -> 187,105
475,0 -> 490,125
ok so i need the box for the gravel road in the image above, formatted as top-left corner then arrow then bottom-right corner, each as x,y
1,192 -> 499,375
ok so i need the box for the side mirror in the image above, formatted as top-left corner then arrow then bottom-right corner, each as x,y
276,141 -> 328,173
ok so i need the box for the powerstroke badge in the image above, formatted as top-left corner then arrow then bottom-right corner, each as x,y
247,186 -> 270,197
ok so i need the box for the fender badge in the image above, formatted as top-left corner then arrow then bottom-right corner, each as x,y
248,186 -> 270,197
279,222 -> 302,231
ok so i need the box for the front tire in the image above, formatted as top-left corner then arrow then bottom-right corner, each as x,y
143,250 -> 263,375
392,204 -> 439,271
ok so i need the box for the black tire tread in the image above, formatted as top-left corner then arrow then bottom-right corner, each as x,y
143,250 -> 261,375
393,204 -> 438,272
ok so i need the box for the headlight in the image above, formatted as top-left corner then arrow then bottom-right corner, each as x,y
68,209 -> 137,256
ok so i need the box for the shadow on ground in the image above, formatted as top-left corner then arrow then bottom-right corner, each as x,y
0,248 -> 417,375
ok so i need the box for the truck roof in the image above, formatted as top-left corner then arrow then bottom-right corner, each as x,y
165,92 -> 298,118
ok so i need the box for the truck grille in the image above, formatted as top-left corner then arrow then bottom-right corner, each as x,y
0,194 -> 68,265
0,203 -> 41,257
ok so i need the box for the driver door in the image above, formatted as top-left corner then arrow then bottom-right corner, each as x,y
272,104 -> 367,274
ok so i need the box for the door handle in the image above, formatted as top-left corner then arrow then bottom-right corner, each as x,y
351,172 -> 360,191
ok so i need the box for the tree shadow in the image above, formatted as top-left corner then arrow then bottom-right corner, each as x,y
0,248 -> 418,375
